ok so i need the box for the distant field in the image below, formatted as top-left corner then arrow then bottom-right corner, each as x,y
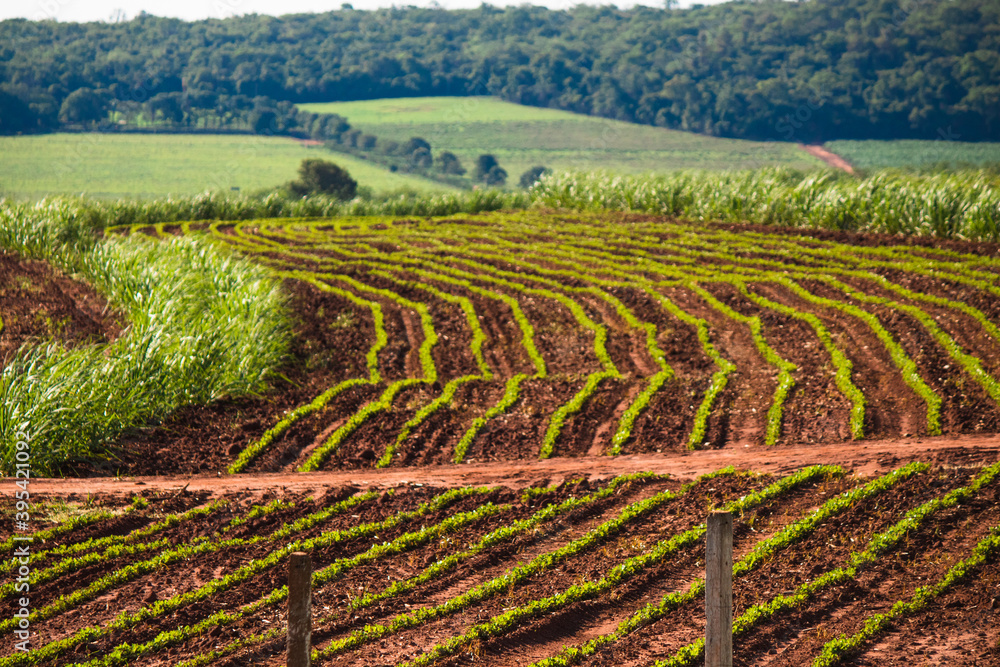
299,96 -> 825,178
825,140 -> 1000,171
0,133 -> 454,200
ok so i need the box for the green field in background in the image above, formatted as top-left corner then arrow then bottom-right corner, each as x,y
0,133 -> 454,200
299,96 -> 825,178
825,140 -> 1000,171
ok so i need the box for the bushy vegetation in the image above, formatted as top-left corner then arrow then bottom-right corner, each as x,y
286,158 -> 358,199
2,0 -> 997,141
0,188 -> 529,231
0,199 -> 292,475
301,97 -> 824,179
533,168 -> 1000,241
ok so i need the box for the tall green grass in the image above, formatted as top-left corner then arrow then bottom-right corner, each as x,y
0,201 -> 292,476
3,189 -> 530,233
6,167 -> 1000,241
532,168 -> 1000,241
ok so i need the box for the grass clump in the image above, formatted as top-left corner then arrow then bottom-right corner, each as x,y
0,201 -> 292,475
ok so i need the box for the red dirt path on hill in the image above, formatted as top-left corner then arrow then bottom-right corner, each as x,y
801,144 -> 856,174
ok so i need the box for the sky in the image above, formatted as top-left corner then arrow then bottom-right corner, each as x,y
2,0 -> 727,22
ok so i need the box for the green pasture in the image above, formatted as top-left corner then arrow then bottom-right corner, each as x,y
0,133 -> 454,200
299,96 -> 825,177
825,140 -> 1000,171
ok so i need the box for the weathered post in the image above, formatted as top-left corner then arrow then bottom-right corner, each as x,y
706,511 -> 733,667
288,551 -> 312,667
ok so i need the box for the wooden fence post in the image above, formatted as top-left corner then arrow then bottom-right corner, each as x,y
288,551 -> 312,667
706,511 -> 733,667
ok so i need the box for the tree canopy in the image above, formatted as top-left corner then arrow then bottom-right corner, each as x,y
1,0 -> 998,140
287,159 -> 357,199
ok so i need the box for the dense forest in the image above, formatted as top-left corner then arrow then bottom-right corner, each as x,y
1,0 -> 998,141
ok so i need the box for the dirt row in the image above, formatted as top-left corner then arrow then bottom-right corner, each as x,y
0,252 -> 123,366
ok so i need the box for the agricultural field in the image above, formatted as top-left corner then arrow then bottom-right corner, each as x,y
7,206 -> 1000,667
5,462 -> 1000,666
93,211 -> 1000,477
0,134 -> 452,200
824,140 -> 1000,172
298,97 -> 825,177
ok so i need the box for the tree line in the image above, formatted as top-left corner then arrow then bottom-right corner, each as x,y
1,0 -> 998,141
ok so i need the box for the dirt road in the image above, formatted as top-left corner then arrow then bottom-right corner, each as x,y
800,144 -> 855,174
25,434 -> 1000,497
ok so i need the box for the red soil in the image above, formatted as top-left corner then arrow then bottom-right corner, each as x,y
0,251 -> 123,364
801,144 -> 856,174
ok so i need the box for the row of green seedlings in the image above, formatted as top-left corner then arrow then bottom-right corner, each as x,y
271,235 -> 553,463
485,231 -> 736,450
359,239 -> 623,458
411,236 -> 677,455
289,234 -> 623,460
765,274 -> 941,434
622,232 -> 869,440
398,267 -> 548,463
322,222 -> 731,452
528,225 -> 851,445
312,465 -> 835,664
217,224 -> 547,466
209,227 -> 400,473
699,222 -> 1000,292
0,489 -> 385,638
230,230 -> 554,463
472,221 -> 750,450
238,217 -> 840,456
204,226 -> 391,473
686,282 -> 796,446
170,472 -> 660,667
227,274 -> 388,474
374,232 -> 663,455
694,272 -> 863,440
662,227 -> 1000,423
256,214 -> 985,451
824,275 -> 1000,405
656,460 -> 1000,666
75,487 -> 505,667
736,283 -> 866,438
574,234 -> 941,437
530,461 -> 928,667
530,217 -> 915,439
367,216 -> 958,448
0,506 -> 131,572
0,486 -> 488,667
684,218 -> 938,262
246,222 -> 621,460
4,498 -> 291,602
381,212 -> 999,445
667,218 -> 1000,311
0,499 -> 232,599
297,270 -> 440,471
813,523 -> 1000,665
143,214 -> 992,460
634,223 -> 1000,429
368,271 -> 493,468
401,463 -> 866,667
